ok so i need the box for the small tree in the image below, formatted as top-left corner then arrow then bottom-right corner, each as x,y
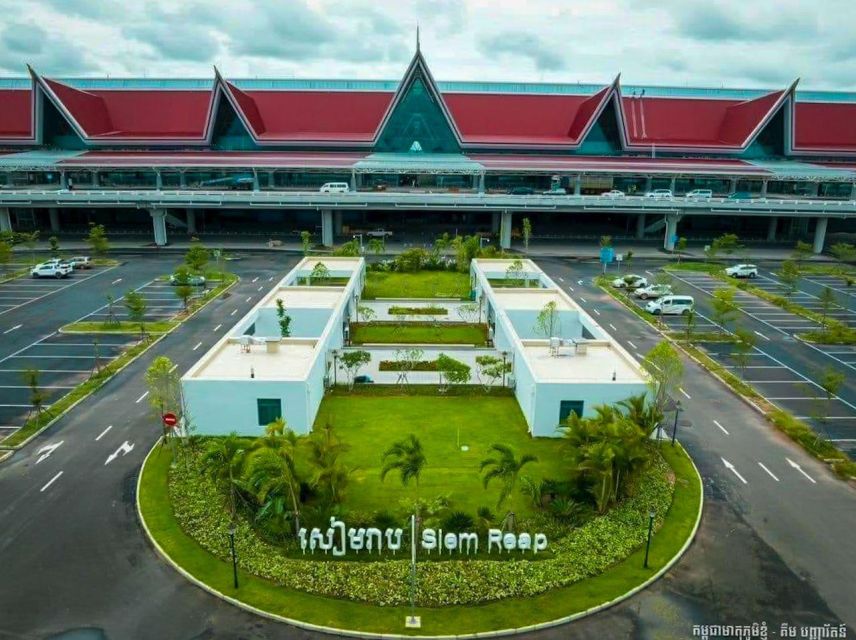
23,231 -> 39,266
0,240 -> 11,276
675,237 -> 688,259
522,217 -> 532,253
339,350 -> 371,389
300,230 -> 312,255
829,242 -> 855,264
534,300 -> 560,337
356,304 -> 376,322
380,434 -> 426,498
506,258 -> 524,285
599,235 -> 612,248
711,288 -> 738,331
175,283 -> 193,310
778,260 -> 800,298
275,298 -> 292,337
709,233 -> 742,259
104,293 -> 120,326
818,286 -> 838,323
641,341 -> 684,413
814,367 -> 845,427
475,354 -> 511,391
392,347 -> 424,388
456,302 -> 480,324
123,290 -> 148,338
367,237 -> 384,256
85,223 -> 109,258
436,353 -> 471,391
23,368 -> 44,421
732,327 -> 757,379
48,235 -> 60,256
184,240 -> 209,273
308,261 -> 330,285
333,239 -> 360,257
145,356 -> 181,436
480,444 -> 537,510
792,240 -> 813,267
683,308 -> 696,340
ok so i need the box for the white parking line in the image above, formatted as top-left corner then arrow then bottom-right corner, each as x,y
192,342 -> 202,351
252,277 -> 259,283
111,278 -> 123,285
609,323 -> 617,331
753,331 -> 770,341
40,471 -> 63,492
713,420 -> 729,435
135,391 -> 149,404
758,462 -> 780,481
627,340 -> 638,350
579,296 -> 587,303
568,286 -> 575,291
592,309 -> 601,316
95,425 -> 113,441
257,286 -> 264,291
169,364 -> 178,373
230,309 -> 237,316
213,324 -> 222,332
679,388 -> 692,400
3,324 -> 22,334
245,296 -> 252,303
268,276 -> 274,281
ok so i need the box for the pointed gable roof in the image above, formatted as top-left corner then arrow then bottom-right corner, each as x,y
0,86 -> 36,142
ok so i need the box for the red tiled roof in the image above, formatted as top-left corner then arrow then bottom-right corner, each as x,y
58,150 -> 366,168
470,154 -> 771,175
42,78 -> 213,139
226,83 -> 393,142
0,89 -> 32,138
445,86 -> 611,146
793,102 -> 856,151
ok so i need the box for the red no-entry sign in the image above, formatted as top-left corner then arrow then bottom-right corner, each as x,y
162,412 -> 178,428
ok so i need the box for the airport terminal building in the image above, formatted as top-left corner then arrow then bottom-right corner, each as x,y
1,45 -> 856,249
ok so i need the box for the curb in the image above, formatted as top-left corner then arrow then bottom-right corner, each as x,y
136,443 -> 704,639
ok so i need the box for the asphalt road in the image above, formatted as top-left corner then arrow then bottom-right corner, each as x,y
0,253 -> 853,640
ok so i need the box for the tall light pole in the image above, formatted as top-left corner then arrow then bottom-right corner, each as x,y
643,509 -> 656,568
671,400 -> 682,446
353,233 -> 364,253
405,514 -> 421,628
228,523 -> 239,589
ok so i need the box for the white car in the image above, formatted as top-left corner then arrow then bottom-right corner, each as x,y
633,284 -> 673,300
725,264 -> 758,278
319,182 -> 350,194
611,274 -> 648,289
645,295 -> 695,315
645,189 -> 673,200
685,189 -> 713,200
68,256 -> 92,269
366,228 -> 393,238
601,189 -> 625,199
32,262 -> 72,279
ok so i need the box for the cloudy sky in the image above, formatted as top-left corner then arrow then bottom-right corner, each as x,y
0,0 -> 852,90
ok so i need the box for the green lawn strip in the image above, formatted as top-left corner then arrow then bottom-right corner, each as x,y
596,278 -> 855,479
488,278 -> 540,288
363,271 -> 471,299
351,322 -> 488,346
767,409 -> 856,479
388,306 -> 448,315
378,360 -> 439,371
798,327 -> 856,345
0,268 -> 29,284
798,264 -> 856,278
139,434 -> 700,635
330,384 -> 514,397
61,320 -> 178,334
2,338 -> 155,448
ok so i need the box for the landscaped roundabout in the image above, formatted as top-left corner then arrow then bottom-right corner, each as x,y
138,386 -> 703,637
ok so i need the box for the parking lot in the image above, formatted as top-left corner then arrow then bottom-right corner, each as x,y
0,266 -> 115,316
0,332 -> 137,443
81,279 -> 203,322
799,273 -> 856,305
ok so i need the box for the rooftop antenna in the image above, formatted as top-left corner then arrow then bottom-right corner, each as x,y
416,23 -> 420,52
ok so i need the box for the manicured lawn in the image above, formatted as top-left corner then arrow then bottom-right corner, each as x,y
139,438 -> 701,635
314,393 -> 565,517
350,322 -> 488,345
363,271 -> 471,299
61,320 -> 178,334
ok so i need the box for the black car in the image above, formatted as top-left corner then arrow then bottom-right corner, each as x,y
508,186 -> 536,195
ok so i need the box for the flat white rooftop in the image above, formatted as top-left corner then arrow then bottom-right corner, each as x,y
491,289 -> 576,312
190,339 -> 317,381
261,286 -> 345,308
523,342 -> 641,383
298,257 -> 362,272
477,258 -> 540,272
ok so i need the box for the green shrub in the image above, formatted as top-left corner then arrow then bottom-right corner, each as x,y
441,511 -> 475,533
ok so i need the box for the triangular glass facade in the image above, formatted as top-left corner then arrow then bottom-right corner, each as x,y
741,106 -> 785,159
374,71 -> 459,154
574,98 -> 622,155
42,93 -> 87,149
211,93 -> 258,151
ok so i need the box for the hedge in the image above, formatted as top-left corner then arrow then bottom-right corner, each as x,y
388,306 -> 449,316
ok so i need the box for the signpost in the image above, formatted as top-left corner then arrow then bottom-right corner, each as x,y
162,412 -> 178,429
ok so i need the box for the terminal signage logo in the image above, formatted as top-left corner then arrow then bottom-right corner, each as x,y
298,517 -> 548,556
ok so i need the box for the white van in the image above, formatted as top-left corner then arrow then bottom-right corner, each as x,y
645,295 -> 694,315
319,182 -> 350,194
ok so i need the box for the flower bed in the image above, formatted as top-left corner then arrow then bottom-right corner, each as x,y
378,360 -> 439,371
167,448 -> 676,607
388,306 -> 449,316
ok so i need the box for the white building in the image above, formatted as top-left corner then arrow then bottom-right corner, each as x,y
471,259 -> 649,436
181,257 -> 363,435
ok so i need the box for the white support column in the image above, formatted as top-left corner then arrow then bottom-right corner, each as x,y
766,216 -> 778,242
49,208 -> 60,233
252,169 -> 260,192
573,175 -> 582,196
728,177 -> 738,195
150,209 -> 168,246
350,170 -> 357,192
850,183 -> 856,201
0,207 -> 11,232
636,213 -> 646,239
186,209 -> 197,234
813,217 -> 828,254
760,179 -> 769,198
333,210 -> 343,236
477,172 -> 485,195
499,210 -> 512,249
491,212 -> 500,234
179,171 -> 187,189
155,170 -> 163,191
321,210 -> 333,247
59,172 -> 68,190
644,176 -> 653,193
663,214 -> 679,251
669,176 -> 677,194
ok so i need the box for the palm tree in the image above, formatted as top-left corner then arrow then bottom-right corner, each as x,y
607,419 -> 650,502
380,434 -> 426,497
618,394 -> 663,437
201,433 -> 247,522
577,441 -> 616,514
307,422 -> 352,504
480,444 -> 538,510
246,418 -> 302,536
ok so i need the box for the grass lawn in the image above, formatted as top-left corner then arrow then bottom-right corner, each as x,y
314,393 -> 565,517
139,438 -> 701,635
363,271 -> 471,299
350,322 -> 488,345
61,320 -> 178,334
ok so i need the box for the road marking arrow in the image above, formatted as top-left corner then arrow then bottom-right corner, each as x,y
786,457 -> 816,484
105,441 -> 134,465
721,457 -> 748,484
35,440 -> 63,464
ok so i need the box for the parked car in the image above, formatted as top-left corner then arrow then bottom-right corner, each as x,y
366,228 -> 393,238
169,273 -> 206,286
508,186 -> 536,195
727,191 -> 753,201
353,375 -> 374,384
68,256 -> 92,269
645,295 -> 695,315
685,189 -> 713,200
611,274 -> 648,289
319,182 -> 350,194
32,262 -> 72,278
725,263 -> 758,278
543,187 -> 567,195
645,189 -> 673,199
601,189 -> 626,199
633,283 -> 673,299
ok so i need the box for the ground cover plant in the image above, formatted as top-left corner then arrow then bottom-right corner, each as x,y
350,322 -> 488,345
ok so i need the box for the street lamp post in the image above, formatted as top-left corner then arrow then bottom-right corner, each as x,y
353,233 -> 364,253
671,400 -> 682,446
479,236 -> 489,250
228,523 -> 239,589
643,509 -> 656,568
501,351 -> 508,387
